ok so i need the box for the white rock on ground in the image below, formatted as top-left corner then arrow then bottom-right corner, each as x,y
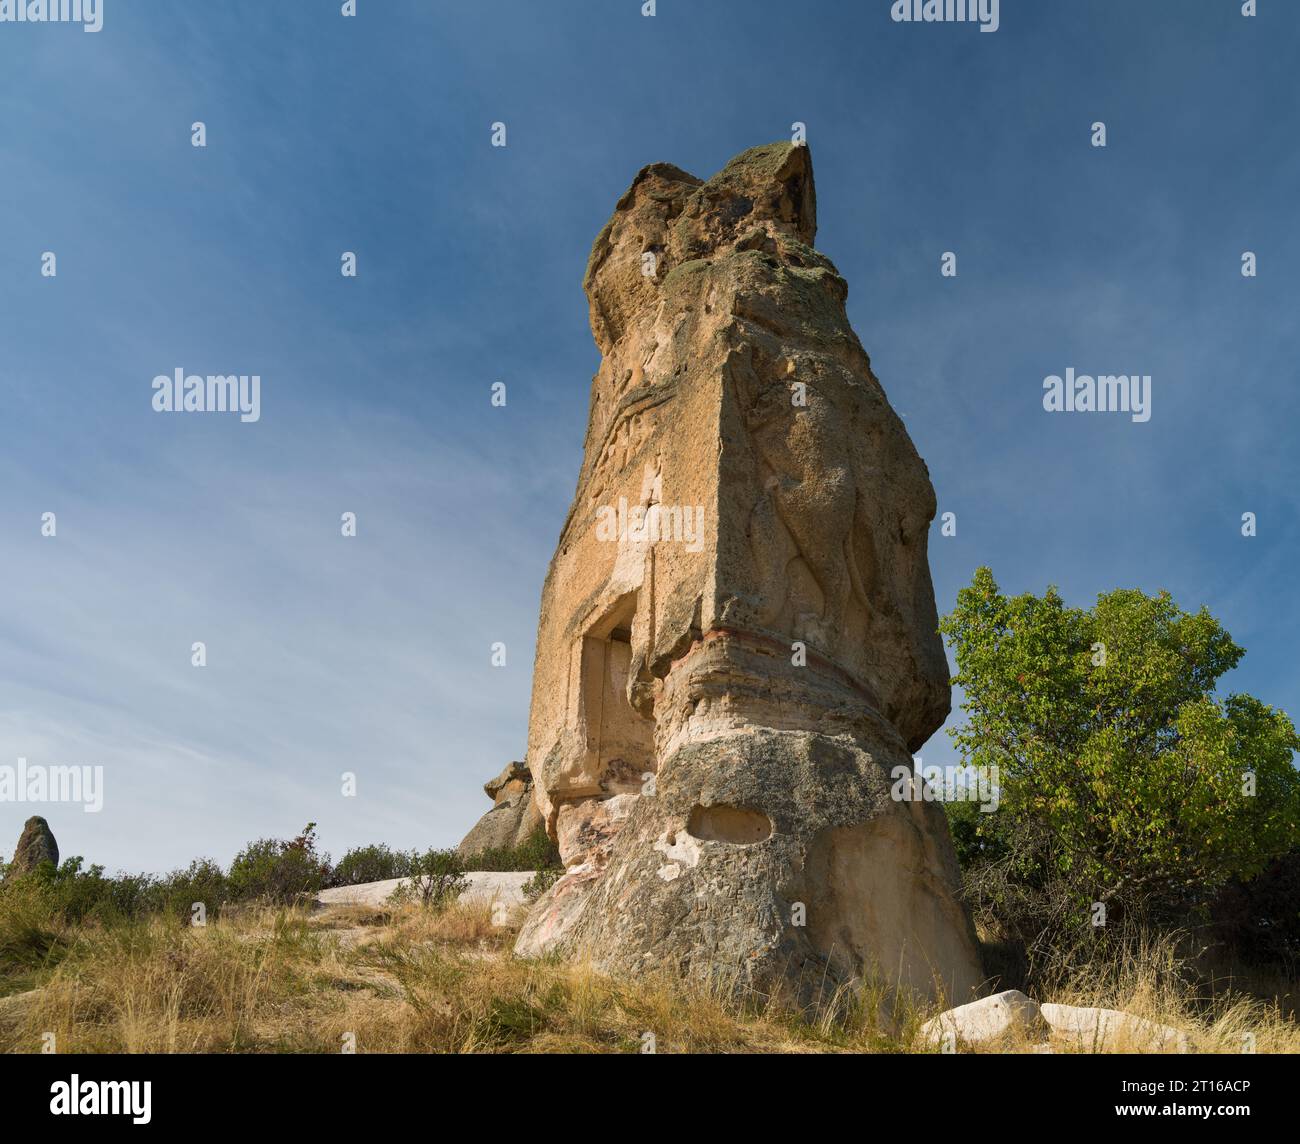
316,871 -> 534,915
919,989 -> 1048,1047
1040,1003 -> 1189,1053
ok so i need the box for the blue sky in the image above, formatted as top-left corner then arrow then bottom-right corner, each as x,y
1,0 -> 1296,873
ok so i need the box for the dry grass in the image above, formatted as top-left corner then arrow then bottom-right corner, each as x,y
0,900 -> 1294,1054
959,919 -> 1300,1054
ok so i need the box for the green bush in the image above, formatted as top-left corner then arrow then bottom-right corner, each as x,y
28,857 -> 154,924
389,848 -> 468,910
227,824 -> 330,905
3,855 -> 231,929
331,844 -> 412,887
0,818 -> 570,954
463,829 -> 562,872
522,868 -> 561,902
0,874 -> 65,971
156,859 -> 229,922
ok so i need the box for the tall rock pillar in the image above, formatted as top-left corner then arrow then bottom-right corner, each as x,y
515,142 -> 982,1007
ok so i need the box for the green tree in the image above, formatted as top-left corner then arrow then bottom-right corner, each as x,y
940,568 -> 1299,911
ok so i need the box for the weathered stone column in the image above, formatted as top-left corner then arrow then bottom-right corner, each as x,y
515,142 -> 982,1009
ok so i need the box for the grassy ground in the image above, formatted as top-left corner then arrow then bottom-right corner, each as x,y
0,894 -> 1295,1054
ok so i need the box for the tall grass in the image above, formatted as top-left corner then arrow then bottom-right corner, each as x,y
1,890 -> 1295,1053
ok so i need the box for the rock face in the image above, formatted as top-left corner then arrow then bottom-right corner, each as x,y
514,141 -> 982,1008
457,762 -> 544,856
8,816 -> 59,875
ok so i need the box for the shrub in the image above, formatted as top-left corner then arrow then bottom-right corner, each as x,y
0,874 -> 65,972
30,857 -> 155,924
227,823 -> 330,905
156,859 -> 229,922
522,868 -> 561,902
389,848 -> 467,910
462,829 -> 562,872
331,844 -> 412,887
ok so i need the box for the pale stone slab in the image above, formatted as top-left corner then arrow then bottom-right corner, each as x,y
316,871 -> 533,910
920,990 -> 1048,1048
1041,1003 -> 1189,1053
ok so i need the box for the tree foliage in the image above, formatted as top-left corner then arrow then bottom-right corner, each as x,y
940,568 -> 1300,911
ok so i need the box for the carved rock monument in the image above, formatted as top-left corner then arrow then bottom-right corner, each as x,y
514,142 -> 983,1007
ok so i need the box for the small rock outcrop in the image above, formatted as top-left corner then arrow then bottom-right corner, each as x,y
512,141 -> 983,1008
457,763 -> 544,856
919,990 -> 1048,1048
920,995 -> 1189,1053
7,816 -> 59,875
1040,1003 -> 1188,1054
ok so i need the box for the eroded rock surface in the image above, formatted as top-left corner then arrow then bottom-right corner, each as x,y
7,816 -> 59,876
457,762 -> 544,856
514,142 -> 982,1008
